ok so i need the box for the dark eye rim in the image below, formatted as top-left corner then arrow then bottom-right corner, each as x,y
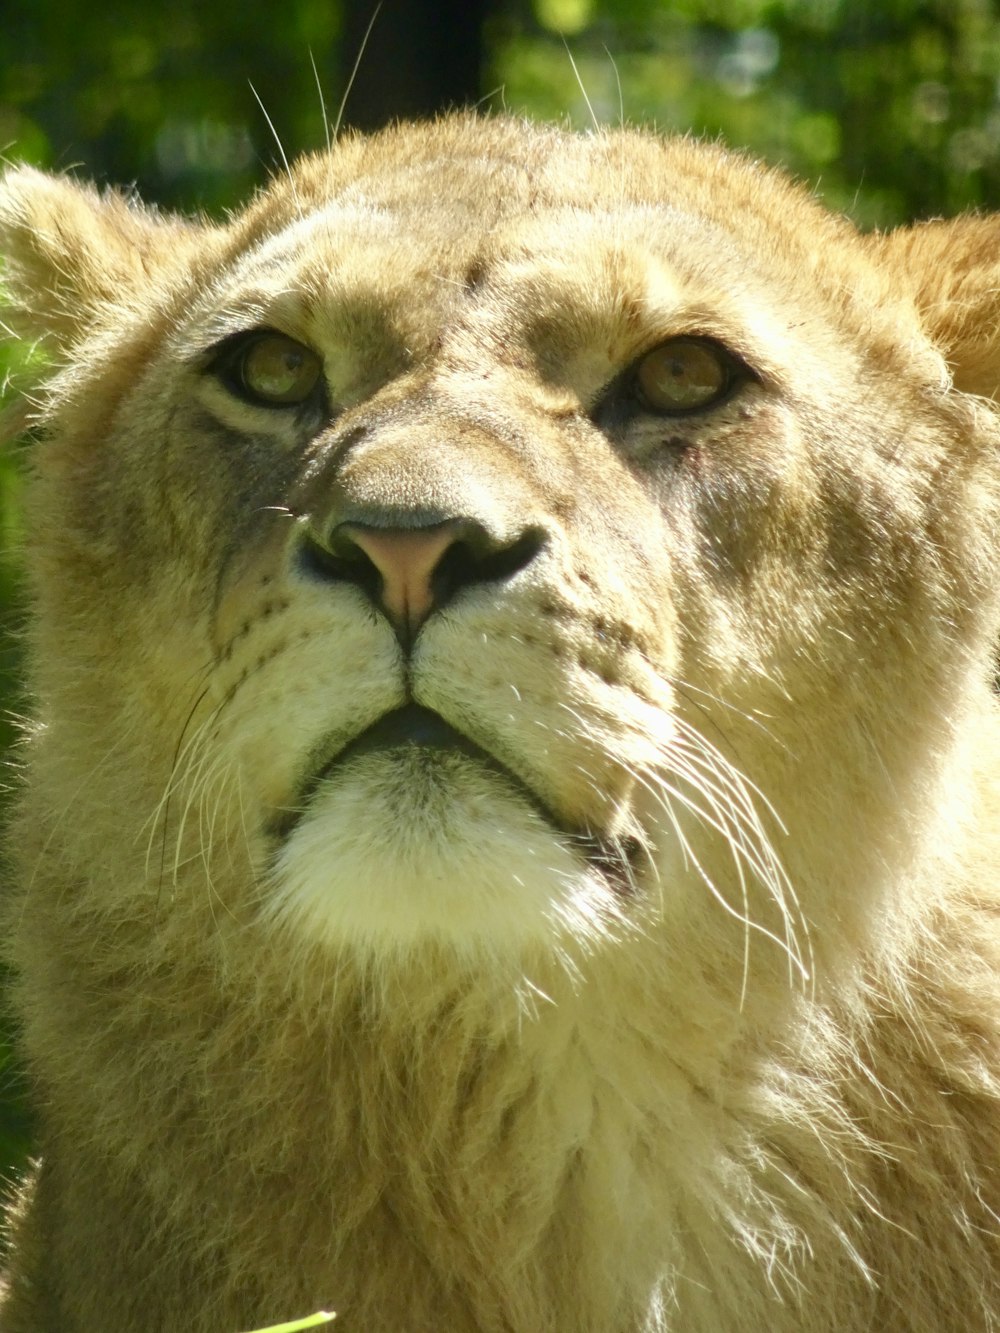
592,334 -> 754,427
206,328 -> 327,411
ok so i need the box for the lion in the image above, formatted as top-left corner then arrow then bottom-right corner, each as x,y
0,114 -> 998,1332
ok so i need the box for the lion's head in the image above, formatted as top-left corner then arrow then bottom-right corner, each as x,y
1,116 -> 999,1333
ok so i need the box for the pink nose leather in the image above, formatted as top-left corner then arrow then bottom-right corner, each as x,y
340,523 -> 459,638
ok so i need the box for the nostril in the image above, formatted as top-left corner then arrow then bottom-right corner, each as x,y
297,528 -> 383,601
431,526 -> 546,605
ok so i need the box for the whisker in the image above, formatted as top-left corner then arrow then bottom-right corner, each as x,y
602,45 -> 624,128
171,736 -> 232,894
672,719 -> 813,982
333,2 -> 383,142
564,39 -> 600,132
144,674 -> 218,895
249,81 -> 301,219
309,47 -> 331,155
196,755 -> 240,925
672,675 -> 789,751
627,761 -> 760,1003
668,731 -> 812,988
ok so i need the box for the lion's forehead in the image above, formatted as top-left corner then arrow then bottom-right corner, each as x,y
240,125 -> 859,295
243,168 -> 785,300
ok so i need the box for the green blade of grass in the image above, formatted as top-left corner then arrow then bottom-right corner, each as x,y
241,1312 -> 335,1333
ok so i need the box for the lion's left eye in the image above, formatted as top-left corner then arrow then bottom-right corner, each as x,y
633,337 -> 737,415
215,331 -> 323,407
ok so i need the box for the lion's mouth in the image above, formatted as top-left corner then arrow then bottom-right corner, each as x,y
270,702 -> 641,894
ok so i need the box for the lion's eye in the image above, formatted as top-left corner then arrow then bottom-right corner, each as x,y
633,338 -> 734,415
220,332 -> 323,407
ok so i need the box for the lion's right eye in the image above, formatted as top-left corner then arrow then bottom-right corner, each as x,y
213,331 -> 324,408
632,337 -> 739,416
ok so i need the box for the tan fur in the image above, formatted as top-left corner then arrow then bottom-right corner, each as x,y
1,115 -> 999,1331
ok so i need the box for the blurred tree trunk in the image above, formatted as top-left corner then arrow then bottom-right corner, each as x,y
339,0 -> 489,130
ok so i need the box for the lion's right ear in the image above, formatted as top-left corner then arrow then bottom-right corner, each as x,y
0,165 -> 201,352
870,215 -> 1000,400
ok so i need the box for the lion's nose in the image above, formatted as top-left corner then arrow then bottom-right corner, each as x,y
337,522 -> 459,640
303,517 -> 545,646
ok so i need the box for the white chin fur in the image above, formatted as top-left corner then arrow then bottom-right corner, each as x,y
266,750 -> 623,958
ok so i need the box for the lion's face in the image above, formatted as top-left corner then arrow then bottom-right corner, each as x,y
3,119 -> 998,986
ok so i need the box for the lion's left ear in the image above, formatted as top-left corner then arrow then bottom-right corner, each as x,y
870,215 -> 1000,399
0,165 -> 207,353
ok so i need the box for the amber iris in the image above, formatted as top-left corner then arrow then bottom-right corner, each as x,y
237,332 -> 322,405
634,337 -> 732,414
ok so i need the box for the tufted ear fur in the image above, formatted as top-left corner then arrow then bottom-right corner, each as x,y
871,215 -> 1000,400
0,166 -> 207,353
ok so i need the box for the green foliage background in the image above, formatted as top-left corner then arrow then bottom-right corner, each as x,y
1,0 -> 1000,1184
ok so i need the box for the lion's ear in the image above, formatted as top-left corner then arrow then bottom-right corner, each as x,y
871,215 -> 1000,399
0,165 -> 203,352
